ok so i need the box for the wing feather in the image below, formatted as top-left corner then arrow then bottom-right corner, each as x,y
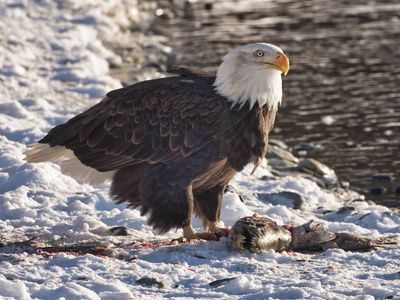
39,69 -> 225,171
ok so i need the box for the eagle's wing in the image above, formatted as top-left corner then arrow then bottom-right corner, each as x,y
39,69 -> 225,172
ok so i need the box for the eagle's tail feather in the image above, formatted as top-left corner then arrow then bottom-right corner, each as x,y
24,143 -> 114,186
23,143 -> 71,163
59,157 -> 115,186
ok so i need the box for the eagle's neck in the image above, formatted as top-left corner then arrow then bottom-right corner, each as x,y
213,60 -> 282,111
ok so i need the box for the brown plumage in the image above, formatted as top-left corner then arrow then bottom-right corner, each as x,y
24,43 -> 289,239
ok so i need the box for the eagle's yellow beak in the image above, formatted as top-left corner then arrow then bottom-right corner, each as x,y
272,52 -> 289,76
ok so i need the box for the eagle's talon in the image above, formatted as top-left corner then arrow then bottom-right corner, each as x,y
178,226 -> 232,242
172,236 -> 188,243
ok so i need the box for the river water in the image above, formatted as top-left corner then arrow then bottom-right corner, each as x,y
119,0 -> 400,205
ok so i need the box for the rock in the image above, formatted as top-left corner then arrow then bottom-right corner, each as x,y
297,158 -> 340,188
110,226 -> 132,236
368,186 -> 387,196
267,167 -> 303,178
336,206 -> 356,215
301,174 -> 328,188
209,277 -> 237,287
298,158 -> 335,178
267,158 -> 298,168
258,191 -> 306,210
266,144 -> 298,163
77,276 -> 88,281
5,276 -> 16,281
269,139 -> 289,150
136,277 -> 165,288
371,174 -> 393,183
266,141 -> 299,169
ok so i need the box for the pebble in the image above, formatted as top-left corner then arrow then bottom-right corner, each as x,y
371,174 -> 393,183
266,144 -> 298,163
110,226 -> 131,236
136,277 -> 165,288
265,143 -> 340,189
263,142 -> 397,208
267,158 -> 298,168
336,206 -> 356,215
209,277 -> 237,287
298,158 -> 336,179
258,191 -> 306,210
367,186 -> 387,196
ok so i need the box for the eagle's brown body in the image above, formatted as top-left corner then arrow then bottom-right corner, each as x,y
38,68 -> 276,234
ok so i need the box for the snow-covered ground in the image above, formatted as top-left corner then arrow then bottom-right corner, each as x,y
1,1 -> 399,299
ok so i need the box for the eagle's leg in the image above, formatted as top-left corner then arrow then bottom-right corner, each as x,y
179,185 -> 227,240
183,224 -> 197,238
208,221 -> 225,233
193,185 -> 228,235
112,164 -> 198,236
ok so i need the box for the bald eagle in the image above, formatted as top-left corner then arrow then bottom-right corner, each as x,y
24,43 -> 289,239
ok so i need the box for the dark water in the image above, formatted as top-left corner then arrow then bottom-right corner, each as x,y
128,0 -> 400,204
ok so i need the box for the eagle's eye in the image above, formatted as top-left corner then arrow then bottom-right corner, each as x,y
255,50 -> 264,57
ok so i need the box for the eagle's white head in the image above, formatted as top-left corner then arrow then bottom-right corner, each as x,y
214,43 -> 289,110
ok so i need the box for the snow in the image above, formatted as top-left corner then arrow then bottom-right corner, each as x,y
1,0 -> 400,299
